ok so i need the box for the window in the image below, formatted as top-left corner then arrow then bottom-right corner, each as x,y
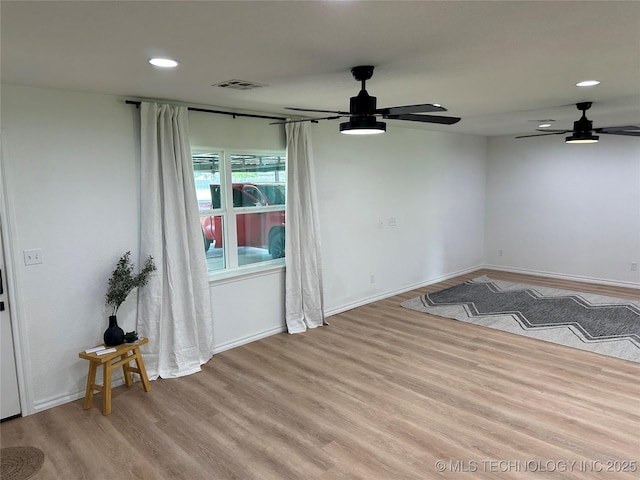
193,150 -> 286,274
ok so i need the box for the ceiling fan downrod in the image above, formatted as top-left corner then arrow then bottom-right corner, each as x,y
573,102 -> 595,134
349,66 -> 377,117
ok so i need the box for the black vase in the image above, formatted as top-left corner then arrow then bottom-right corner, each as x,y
104,315 -> 125,347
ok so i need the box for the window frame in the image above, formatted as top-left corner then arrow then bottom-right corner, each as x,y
192,147 -> 287,281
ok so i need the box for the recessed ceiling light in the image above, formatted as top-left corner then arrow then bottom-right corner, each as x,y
149,58 -> 179,68
576,80 -> 600,87
538,123 -> 552,128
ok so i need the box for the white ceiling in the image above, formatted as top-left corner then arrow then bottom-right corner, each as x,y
2,0 -> 639,137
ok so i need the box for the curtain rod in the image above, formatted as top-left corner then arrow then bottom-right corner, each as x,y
125,100 -> 286,122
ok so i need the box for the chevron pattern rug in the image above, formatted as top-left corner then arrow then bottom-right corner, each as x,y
401,275 -> 640,363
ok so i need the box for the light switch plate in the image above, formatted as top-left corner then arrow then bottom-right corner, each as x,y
23,249 -> 43,266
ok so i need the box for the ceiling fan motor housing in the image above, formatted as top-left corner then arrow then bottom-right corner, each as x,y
574,116 -> 593,135
350,90 -> 377,116
573,102 -> 596,135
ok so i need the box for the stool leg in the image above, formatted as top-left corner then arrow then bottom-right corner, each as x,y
133,347 -> 151,392
102,362 -> 112,416
83,362 -> 98,410
121,353 -> 133,387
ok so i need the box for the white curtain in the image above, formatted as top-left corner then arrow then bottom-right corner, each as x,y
137,102 -> 214,379
285,122 -> 325,333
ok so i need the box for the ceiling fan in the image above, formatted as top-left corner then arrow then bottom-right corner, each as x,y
516,102 -> 640,143
271,65 -> 460,135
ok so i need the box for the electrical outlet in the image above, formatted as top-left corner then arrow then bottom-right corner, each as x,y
23,248 -> 43,266
498,249 -> 504,257
370,274 -> 375,284
631,262 -> 638,272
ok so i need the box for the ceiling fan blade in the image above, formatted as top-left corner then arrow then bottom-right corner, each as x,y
269,115 -> 344,125
384,113 -> 460,125
535,129 -> 570,133
599,130 -> 640,137
595,126 -> 640,136
285,107 -> 349,115
515,131 -> 568,138
379,103 -> 447,115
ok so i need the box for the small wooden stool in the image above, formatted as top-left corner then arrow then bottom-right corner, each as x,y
79,337 -> 151,415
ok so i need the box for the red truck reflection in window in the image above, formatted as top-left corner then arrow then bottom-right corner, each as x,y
201,183 -> 285,259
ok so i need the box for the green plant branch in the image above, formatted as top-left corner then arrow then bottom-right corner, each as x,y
105,251 -> 157,316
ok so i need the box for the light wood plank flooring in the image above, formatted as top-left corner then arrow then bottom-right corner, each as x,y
2,269 -> 639,479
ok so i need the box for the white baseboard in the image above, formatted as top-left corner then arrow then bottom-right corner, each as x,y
324,263 -> 639,319
212,324 -> 287,355
482,264 -> 640,289
324,264 -> 484,317
34,392 -> 83,413
33,377 -> 128,414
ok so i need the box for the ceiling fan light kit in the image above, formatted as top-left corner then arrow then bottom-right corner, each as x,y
340,117 -> 386,135
565,133 -> 599,144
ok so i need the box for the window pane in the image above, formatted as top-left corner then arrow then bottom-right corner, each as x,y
232,153 -> 286,267
202,214 -> 225,271
194,150 -> 286,274
193,152 -> 221,211
230,153 -> 286,182
230,154 -> 286,208
236,211 -> 285,266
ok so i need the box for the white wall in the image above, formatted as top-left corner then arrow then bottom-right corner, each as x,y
485,135 -> 640,286
209,270 -> 285,352
2,85 -> 140,412
312,122 -> 487,313
0,85 -> 289,413
189,109 -> 285,151
2,85 -> 488,413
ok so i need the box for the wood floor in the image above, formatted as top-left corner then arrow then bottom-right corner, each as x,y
2,269 -> 639,479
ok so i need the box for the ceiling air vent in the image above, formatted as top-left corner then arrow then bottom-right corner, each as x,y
212,79 -> 266,90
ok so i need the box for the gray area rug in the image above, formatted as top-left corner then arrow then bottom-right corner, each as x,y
401,275 -> 640,363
